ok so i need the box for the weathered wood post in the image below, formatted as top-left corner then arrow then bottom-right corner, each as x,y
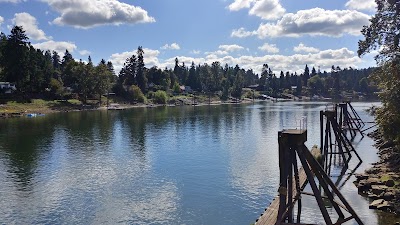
256,128 -> 364,225
338,102 -> 365,139
277,129 -> 307,224
275,128 -> 364,225
320,108 -> 362,175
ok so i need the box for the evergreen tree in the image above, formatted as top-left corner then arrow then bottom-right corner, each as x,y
259,64 -> 269,91
107,61 -> 115,76
311,66 -> 317,77
100,59 -> 106,65
210,61 -> 222,92
94,62 -> 112,104
231,69 -> 244,99
52,51 -> 61,74
3,26 -> 30,93
303,64 -> 310,84
136,46 -> 147,92
187,61 -> 200,91
61,50 -> 73,70
173,58 -> 181,84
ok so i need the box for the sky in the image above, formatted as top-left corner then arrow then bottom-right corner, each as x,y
0,0 -> 378,75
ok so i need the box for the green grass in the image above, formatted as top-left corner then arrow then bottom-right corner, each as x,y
0,99 -> 84,114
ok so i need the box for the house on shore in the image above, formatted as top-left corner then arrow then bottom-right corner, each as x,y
0,82 -> 16,94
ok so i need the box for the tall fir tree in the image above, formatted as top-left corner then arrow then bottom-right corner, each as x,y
136,46 -> 147,92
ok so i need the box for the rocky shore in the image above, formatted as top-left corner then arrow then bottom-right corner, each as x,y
354,130 -> 400,214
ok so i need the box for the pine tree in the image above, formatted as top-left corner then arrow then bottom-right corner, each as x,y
136,46 -> 147,92
3,26 -> 30,94
303,64 -> 310,84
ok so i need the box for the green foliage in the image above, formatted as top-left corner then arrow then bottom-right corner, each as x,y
153,90 -> 167,104
136,46 -> 147,92
220,78 -> 230,101
307,75 -> 323,96
147,91 -> 154,99
371,63 -> 400,142
358,0 -> 400,64
173,82 -> 181,93
49,78 -> 63,97
94,63 -> 112,103
0,25 -> 378,107
358,0 -> 400,142
231,69 -> 244,99
243,89 -> 256,99
129,85 -> 146,103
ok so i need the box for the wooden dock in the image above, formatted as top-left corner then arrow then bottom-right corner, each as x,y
256,167 -> 308,225
256,126 -> 364,225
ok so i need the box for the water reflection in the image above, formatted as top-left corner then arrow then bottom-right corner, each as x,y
0,102 -> 398,224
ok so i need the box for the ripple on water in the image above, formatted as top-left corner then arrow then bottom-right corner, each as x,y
0,102 -> 398,224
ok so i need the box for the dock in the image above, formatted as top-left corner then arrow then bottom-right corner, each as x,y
255,128 -> 363,225
256,167 -> 308,225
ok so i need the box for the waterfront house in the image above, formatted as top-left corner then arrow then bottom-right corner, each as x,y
0,82 -> 16,94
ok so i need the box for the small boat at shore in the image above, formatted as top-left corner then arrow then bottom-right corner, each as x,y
26,113 -> 45,117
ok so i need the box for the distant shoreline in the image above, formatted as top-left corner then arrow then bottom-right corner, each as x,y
0,97 -> 380,119
0,98 -> 258,118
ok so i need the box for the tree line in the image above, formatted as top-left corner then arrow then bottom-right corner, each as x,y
0,26 -> 377,105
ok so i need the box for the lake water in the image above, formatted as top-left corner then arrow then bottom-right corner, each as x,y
0,101 -> 398,224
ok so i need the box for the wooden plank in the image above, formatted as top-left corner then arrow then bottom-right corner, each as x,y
256,167 -> 308,225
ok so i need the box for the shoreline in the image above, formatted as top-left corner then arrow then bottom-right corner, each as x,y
0,98 -> 380,118
354,130 -> 400,215
0,98 -> 259,118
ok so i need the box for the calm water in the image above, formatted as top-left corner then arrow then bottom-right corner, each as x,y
0,101 -> 398,224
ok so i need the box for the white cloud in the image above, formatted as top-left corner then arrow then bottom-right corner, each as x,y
43,0 -> 155,29
110,46 -> 362,76
258,43 -> 279,53
205,45 -> 244,56
228,0 -> 285,20
79,50 -> 91,56
12,13 -> 49,41
293,43 -> 319,53
108,48 -> 161,73
161,43 -> 180,50
345,0 -> 376,11
32,40 -> 77,57
228,0 -> 254,11
236,8 -> 371,38
249,0 -> 285,20
108,39 -> 367,76
219,44 -> 244,52
205,50 -> 229,56
231,27 -> 256,38
190,50 -> 201,54
0,16 -> 3,25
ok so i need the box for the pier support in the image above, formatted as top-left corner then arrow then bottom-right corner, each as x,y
274,129 -> 363,225
338,102 -> 365,140
320,109 -> 362,176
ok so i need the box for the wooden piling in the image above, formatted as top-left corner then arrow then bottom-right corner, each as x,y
256,128 -> 364,225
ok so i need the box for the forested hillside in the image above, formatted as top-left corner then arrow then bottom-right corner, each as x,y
0,26 -> 377,103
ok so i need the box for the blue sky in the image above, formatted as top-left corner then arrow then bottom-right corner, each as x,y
0,0 -> 377,74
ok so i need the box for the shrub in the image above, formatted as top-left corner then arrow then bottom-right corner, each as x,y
147,91 -> 154,99
129,85 -> 146,103
173,82 -> 181,93
153,90 -> 168,104
49,78 -> 63,96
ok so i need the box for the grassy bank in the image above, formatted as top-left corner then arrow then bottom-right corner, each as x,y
0,96 -> 256,116
0,99 -> 85,114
